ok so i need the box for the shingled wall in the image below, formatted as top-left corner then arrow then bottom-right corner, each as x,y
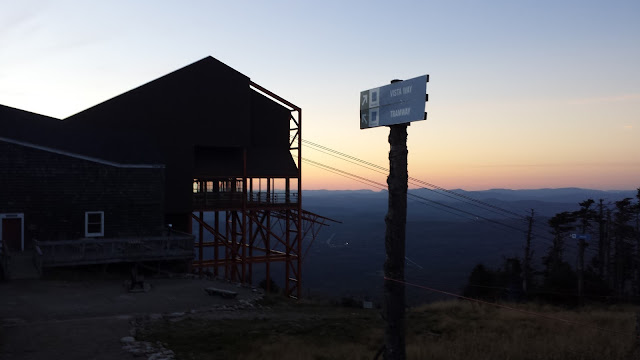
0,140 -> 165,247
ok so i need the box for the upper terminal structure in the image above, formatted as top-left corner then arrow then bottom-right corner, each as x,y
0,56 -> 332,298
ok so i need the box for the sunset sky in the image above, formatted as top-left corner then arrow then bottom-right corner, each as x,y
1,0 -> 638,191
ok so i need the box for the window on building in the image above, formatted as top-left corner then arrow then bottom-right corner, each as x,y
85,211 -> 104,237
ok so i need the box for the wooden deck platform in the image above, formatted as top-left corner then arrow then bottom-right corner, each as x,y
34,231 -> 195,268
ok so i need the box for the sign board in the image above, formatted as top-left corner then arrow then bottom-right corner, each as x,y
360,75 -> 428,129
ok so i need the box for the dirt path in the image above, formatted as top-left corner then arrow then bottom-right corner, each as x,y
0,277 -> 261,360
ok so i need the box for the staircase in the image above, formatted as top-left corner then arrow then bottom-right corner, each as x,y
7,252 -> 41,280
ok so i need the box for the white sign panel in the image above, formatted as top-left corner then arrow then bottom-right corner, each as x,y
360,75 -> 428,129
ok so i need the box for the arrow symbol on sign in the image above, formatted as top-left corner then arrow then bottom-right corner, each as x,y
361,114 -> 367,125
361,94 -> 368,106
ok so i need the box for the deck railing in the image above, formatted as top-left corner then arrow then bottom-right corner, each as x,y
193,191 -> 298,209
34,230 -> 195,267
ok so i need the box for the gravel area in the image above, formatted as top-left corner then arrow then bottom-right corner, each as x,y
0,276 -> 262,360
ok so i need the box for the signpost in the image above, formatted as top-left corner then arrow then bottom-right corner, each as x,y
360,76 -> 428,360
360,75 -> 428,129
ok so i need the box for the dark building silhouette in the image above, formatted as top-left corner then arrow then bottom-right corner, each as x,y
0,57 -> 330,297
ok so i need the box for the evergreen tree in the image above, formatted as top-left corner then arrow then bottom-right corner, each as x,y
633,189 -> 640,295
574,199 -> 597,234
611,198 -> 635,295
594,199 -> 607,279
544,211 -> 575,273
463,263 -> 498,300
542,211 -> 577,300
573,199 -> 596,305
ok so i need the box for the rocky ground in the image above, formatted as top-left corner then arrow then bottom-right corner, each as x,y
0,274 -> 264,360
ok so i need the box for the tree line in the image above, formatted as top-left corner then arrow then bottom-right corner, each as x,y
464,188 -> 640,306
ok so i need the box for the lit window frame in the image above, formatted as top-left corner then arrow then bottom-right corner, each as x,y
85,211 -> 104,237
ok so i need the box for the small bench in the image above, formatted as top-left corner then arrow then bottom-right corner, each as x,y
204,287 -> 238,299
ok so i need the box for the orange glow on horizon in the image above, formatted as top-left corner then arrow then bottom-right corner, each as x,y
301,162 -> 639,191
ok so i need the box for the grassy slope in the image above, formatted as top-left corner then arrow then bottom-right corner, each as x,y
138,298 -> 639,360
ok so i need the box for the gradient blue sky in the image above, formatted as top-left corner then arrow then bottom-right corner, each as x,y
1,1 -> 638,190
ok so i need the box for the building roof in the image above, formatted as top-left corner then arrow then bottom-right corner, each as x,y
0,104 -> 162,164
1,56 -> 296,167
0,104 -> 64,148
0,136 -> 163,168
1,56 -> 299,212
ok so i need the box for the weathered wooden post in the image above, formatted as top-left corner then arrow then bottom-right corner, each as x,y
383,121 -> 408,359
635,312 -> 640,359
360,75 -> 428,360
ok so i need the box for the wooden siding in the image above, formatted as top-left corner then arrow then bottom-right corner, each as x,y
63,57 -> 252,214
0,140 -> 165,247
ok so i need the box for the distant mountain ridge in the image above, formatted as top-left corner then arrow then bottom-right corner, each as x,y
305,187 -> 636,202
303,188 -> 637,220
225,188 -> 637,301
447,187 -> 637,203
297,187 -> 638,302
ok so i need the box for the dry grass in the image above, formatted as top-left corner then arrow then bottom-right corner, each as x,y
137,300 -> 640,360
408,301 -> 637,360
